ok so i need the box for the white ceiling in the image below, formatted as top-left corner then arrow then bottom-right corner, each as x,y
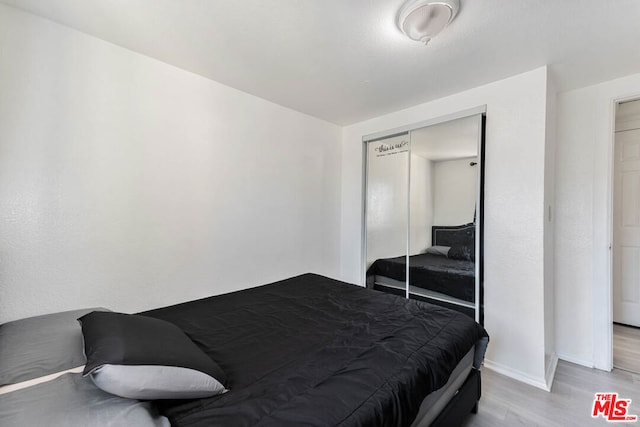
3,0 -> 640,125
411,115 -> 478,161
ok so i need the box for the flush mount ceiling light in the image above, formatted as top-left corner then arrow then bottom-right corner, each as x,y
397,0 -> 460,45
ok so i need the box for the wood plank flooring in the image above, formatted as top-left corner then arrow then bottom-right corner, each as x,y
462,361 -> 640,427
614,323 -> 640,374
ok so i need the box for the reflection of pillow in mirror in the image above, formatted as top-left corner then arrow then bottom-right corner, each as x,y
425,246 -> 450,257
448,245 -> 474,261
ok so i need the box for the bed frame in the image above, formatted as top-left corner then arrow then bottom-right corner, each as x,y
429,368 -> 481,427
432,223 -> 475,248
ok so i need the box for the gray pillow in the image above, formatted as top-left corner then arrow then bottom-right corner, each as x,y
0,372 -> 169,427
91,364 -> 227,400
0,308 -> 110,386
425,245 -> 451,257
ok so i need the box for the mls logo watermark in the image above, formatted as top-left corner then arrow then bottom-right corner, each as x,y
592,393 -> 638,422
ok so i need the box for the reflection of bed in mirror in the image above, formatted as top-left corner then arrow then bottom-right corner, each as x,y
367,223 -> 476,318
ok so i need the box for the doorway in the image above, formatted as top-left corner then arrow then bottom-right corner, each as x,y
612,98 -> 640,373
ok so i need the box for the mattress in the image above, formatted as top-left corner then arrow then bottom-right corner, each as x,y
142,273 -> 488,427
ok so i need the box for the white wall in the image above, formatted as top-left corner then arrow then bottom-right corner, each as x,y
555,71 -> 640,370
341,67 -> 552,389
0,4 -> 342,324
433,157 -> 478,226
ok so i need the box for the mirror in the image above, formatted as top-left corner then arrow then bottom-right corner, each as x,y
364,114 -> 484,322
407,115 -> 481,320
365,133 -> 410,297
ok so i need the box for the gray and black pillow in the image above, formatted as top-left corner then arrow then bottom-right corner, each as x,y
78,311 -> 227,400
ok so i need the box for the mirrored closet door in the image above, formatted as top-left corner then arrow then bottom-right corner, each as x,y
365,133 -> 410,298
364,113 -> 484,323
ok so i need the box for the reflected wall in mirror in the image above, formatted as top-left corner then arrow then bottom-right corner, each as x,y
364,114 -> 484,323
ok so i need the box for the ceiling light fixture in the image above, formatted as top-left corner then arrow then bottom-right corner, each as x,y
397,0 -> 460,45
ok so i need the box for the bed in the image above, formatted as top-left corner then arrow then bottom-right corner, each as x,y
367,224 -> 476,317
0,273 -> 488,427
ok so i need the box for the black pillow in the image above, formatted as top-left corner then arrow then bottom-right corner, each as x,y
78,311 -> 227,400
448,245 -> 475,261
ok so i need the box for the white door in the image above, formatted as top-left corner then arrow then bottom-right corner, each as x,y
613,127 -> 640,327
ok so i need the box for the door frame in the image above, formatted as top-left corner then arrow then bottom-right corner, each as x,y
605,94 -> 640,371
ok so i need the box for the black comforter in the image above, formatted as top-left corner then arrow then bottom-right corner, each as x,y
368,253 -> 475,302
142,273 -> 487,427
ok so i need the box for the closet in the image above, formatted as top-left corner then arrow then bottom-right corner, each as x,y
364,113 -> 485,322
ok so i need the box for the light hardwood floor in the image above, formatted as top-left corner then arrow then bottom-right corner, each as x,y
614,323 -> 640,374
462,361 -> 640,427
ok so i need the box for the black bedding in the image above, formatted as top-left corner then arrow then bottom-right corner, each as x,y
141,273 -> 487,427
368,253 -> 475,302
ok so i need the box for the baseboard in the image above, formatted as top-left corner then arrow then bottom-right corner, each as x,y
545,353 -> 559,391
483,359 -> 550,391
556,352 -> 594,369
